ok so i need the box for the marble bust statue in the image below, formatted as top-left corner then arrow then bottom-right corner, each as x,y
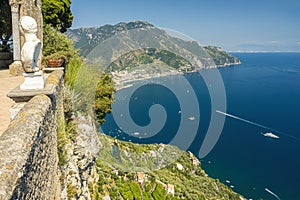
20,16 -> 41,72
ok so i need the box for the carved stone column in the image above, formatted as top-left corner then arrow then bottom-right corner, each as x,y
10,3 -> 21,62
9,0 -> 24,75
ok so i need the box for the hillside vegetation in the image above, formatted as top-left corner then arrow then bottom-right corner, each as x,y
59,20 -> 244,199
106,48 -> 195,73
90,134 -> 243,200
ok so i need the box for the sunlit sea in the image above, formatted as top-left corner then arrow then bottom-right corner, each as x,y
101,53 -> 300,200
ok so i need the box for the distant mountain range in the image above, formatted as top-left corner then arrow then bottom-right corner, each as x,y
66,21 -> 155,57
66,21 -> 240,72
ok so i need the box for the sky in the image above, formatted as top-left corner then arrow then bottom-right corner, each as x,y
71,0 -> 300,52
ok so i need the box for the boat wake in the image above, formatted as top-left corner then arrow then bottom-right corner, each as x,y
265,188 -> 281,200
216,110 -> 299,142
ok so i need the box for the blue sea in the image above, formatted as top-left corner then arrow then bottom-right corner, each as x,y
101,53 -> 300,200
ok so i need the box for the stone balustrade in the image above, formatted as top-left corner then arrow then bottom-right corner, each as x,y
0,70 -> 64,200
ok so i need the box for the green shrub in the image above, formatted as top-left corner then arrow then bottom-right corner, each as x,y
64,56 -> 83,89
119,181 -> 134,199
129,181 -> 142,199
43,24 -> 78,61
152,184 -> 166,200
57,106 -> 68,166
43,23 -> 82,89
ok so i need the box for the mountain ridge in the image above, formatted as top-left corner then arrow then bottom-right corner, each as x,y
66,20 -> 155,57
66,21 -> 240,69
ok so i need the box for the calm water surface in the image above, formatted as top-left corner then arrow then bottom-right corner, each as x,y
101,53 -> 300,200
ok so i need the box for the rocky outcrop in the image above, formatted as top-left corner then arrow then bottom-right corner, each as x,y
60,114 -> 101,200
203,46 -> 241,66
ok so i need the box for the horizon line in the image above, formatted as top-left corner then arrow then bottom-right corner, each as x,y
227,51 -> 300,53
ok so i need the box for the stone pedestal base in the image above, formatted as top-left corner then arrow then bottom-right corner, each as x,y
20,71 -> 45,90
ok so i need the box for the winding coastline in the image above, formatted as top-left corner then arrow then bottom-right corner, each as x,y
113,61 -> 241,91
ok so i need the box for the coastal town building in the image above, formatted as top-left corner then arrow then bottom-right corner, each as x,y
167,184 -> 175,196
137,172 -> 147,185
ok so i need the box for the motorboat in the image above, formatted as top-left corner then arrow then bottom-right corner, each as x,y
261,132 -> 279,139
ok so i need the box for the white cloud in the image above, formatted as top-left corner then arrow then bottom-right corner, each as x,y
297,42 -> 300,45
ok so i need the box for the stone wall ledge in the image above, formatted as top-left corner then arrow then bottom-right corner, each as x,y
7,70 -> 64,103
0,70 -> 63,200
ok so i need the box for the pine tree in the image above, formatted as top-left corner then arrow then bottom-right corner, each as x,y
42,0 -> 73,32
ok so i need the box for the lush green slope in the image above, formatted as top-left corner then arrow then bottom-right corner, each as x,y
106,48 -> 195,73
90,134 -> 243,200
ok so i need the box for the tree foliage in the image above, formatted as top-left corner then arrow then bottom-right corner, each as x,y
152,184 -> 167,200
42,0 -> 73,32
0,0 -> 12,52
94,74 -> 115,125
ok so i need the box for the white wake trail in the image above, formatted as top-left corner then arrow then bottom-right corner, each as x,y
265,188 -> 281,200
216,110 -> 299,141
216,110 -> 271,130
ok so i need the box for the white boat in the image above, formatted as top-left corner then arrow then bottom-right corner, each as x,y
188,116 -> 196,121
133,132 -> 140,136
261,132 -> 279,139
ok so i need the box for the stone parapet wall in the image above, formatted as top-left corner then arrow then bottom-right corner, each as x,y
0,70 -> 64,200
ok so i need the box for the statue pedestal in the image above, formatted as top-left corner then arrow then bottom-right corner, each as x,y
7,83 -> 55,103
20,71 -> 45,90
